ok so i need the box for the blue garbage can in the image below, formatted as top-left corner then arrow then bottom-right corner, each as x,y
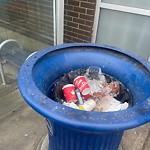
18,43 -> 150,150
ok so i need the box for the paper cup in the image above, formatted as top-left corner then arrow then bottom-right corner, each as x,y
73,76 -> 90,96
62,84 -> 77,103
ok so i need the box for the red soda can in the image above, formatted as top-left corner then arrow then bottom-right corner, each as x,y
62,84 -> 77,103
73,76 -> 90,96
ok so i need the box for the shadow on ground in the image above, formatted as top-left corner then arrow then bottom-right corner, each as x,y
0,63 -> 47,150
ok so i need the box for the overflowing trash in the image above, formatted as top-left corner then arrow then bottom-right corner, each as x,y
50,66 -> 132,112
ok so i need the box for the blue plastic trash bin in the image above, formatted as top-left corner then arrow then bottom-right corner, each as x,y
18,43 -> 150,150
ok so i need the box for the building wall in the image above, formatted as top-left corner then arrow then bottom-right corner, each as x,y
64,0 -> 96,43
0,25 -> 49,52
0,0 -> 54,51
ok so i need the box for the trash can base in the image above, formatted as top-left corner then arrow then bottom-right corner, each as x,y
46,119 -> 123,150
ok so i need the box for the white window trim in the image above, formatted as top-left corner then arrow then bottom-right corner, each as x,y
54,0 -> 64,45
53,0 -> 56,45
92,1 -> 150,43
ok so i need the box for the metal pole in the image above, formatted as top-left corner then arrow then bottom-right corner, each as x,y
0,62 -> 6,85
56,0 -> 64,45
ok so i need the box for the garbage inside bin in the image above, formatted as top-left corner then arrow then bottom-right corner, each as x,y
49,66 -> 132,112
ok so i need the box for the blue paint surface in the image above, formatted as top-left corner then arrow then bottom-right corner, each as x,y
18,43 -> 150,150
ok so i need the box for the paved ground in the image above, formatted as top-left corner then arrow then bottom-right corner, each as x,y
0,62 -> 150,150
0,63 -> 47,150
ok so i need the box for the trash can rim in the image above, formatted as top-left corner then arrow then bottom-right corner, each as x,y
18,43 -> 150,132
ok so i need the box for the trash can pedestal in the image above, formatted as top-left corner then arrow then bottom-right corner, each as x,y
46,119 -> 123,150
18,43 -> 150,150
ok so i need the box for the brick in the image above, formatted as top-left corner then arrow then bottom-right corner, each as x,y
80,0 -> 88,1
67,10 -> 78,17
88,0 -> 96,3
82,0 -> 96,3
67,21 -> 79,28
78,34 -> 91,42
64,0 -> 95,43
86,9 -> 95,15
73,18 -> 85,24
80,2 -> 95,9
80,13 -> 93,21
72,37 -> 84,43
64,11 -> 67,15
83,40 -> 90,43
64,4 -> 74,11
64,0 -> 68,4
66,30 -> 78,37
72,27 -> 92,36
68,0 -> 79,6
64,20 -> 67,25
80,0 -> 96,3
85,20 -> 93,26
64,38 -> 74,43
64,34 -> 73,40
64,20 -> 67,26
64,25 -> 73,32
64,29 -> 67,34
79,24 -> 92,31
64,15 -> 73,21
74,6 -> 86,13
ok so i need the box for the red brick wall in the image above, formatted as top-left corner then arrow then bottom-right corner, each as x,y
64,0 -> 96,43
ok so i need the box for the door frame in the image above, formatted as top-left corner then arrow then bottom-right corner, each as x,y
54,0 -> 64,45
92,0 -> 150,43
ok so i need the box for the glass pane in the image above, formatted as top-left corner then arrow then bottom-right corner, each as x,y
96,9 -> 150,59
102,0 -> 150,10
0,0 -> 54,52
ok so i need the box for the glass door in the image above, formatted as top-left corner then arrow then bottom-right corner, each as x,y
93,0 -> 150,59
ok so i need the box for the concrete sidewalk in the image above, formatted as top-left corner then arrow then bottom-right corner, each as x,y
0,104 -> 47,150
0,63 -> 47,150
0,62 -> 150,150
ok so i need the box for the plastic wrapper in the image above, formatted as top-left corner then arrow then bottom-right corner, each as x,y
93,95 -> 129,112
